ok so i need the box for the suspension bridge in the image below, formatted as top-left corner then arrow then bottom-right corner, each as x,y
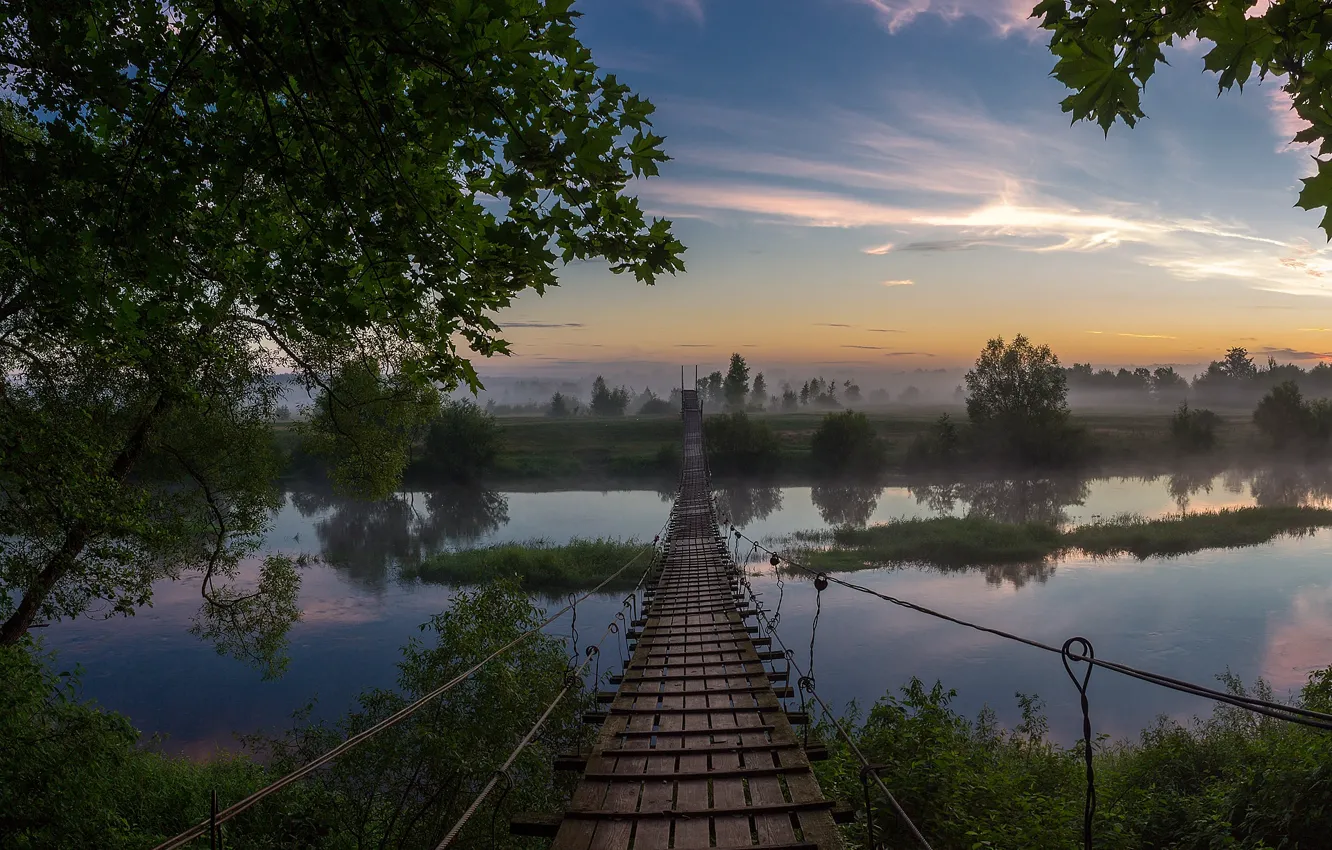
529,389 -> 844,849
151,387 -> 1332,850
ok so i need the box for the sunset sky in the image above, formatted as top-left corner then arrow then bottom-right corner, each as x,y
487,0 -> 1332,383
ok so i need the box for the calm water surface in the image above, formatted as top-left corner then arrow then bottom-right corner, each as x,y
43,469 -> 1332,755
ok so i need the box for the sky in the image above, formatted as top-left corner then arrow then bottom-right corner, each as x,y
483,0 -> 1332,387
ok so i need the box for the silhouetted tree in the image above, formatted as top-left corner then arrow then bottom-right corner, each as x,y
723,354 -> 751,410
547,392 -> 571,418
590,376 -> 630,417
965,335 -> 1080,464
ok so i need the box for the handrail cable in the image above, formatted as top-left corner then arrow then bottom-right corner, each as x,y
728,528 -> 1332,731
733,554 -> 934,849
149,528 -> 667,850
434,598 -> 636,849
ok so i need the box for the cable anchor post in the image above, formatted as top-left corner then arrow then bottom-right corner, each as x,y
1062,636 -> 1097,850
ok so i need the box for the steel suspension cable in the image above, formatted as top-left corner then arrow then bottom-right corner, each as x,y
734,562 -> 934,850
149,536 -> 665,850
434,591 -> 646,849
732,529 -> 1332,732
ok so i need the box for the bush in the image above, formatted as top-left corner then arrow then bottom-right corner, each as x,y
638,396 -> 674,415
702,412 -> 780,475
905,413 -> 962,469
1168,402 -> 1220,452
810,410 -> 888,476
817,671 -> 1332,850
415,399 -> 503,483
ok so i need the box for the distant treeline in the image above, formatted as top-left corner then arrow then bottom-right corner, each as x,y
1067,346 -> 1332,408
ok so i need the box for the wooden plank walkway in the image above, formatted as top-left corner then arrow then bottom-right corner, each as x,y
549,390 -> 843,850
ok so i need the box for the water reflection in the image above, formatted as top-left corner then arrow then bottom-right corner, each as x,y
713,482 -> 783,526
810,483 -> 883,527
1250,465 -> 1332,508
909,476 -> 1091,525
289,485 -> 510,589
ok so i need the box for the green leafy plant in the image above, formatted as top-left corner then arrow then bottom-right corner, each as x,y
1037,0 -> 1332,238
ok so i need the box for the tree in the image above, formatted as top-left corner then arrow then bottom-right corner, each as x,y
965,335 -> 1079,463
0,1 -> 683,648
1036,1 -> 1332,238
590,376 -> 630,417
1169,403 -> 1221,453
810,411 -> 888,477
751,373 -> 768,408
547,392 -> 571,418
417,400 -> 503,484
705,371 -> 724,408
1152,367 -> 1189,403
1254,380 -> 1315,448
702,413 -> 781,475
723,353 -> 751,410
844,380 -> 862,404
800,382 -> 811,406
637,388 -> 673,415
782,387 -> 800,411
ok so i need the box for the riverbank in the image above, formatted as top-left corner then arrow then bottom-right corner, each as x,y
277,405 -> 1282,488
795,505 -> 1332,571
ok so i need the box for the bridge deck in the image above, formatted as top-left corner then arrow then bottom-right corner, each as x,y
550,390 -> 842,850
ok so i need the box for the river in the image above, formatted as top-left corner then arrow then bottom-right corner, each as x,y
41,465 -> 1332,757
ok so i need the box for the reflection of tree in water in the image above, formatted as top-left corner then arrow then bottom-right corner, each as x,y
908,476 -> 1090,526
974,560 -> 1057,589
1166,465 -> 1221,514
289,486 -> 509,589
1250,465 -> 1332,508
713,482 -> 782,527
810,483 -> 883,528
415,487 -> 510,548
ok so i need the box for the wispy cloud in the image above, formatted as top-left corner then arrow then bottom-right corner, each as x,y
1117,333 -> 1177,340
869,328 -> 904,333
843,344 -> 886,350
1258,346 -> 1332,360
660,0 -> 704,23
505,321 -> 585,329
883,351 -> 936,357
1300,328 -> 1332,332
855,0 -> 1041,38
816,322 -> 854,327
863,243 -> 895,255
881,279 -> 915,287
1085,331 -> 1104,335
892,238 -> 991,252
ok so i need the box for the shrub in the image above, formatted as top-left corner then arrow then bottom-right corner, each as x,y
638,395 -> 674,415
810,410 -> 888,476
1253,380 -> 1312,448
703,412 -> 780,475
905,413 -> 962,469
416,399 -> 503,483
1168,402 -> 1221,453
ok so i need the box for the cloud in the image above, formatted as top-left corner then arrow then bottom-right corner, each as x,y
855,0 -> 1041,38
1085,330 -> 1104,335
893,238 -> 991,252
1118,333 -> 1177,340
863,243 -> 895,255
504,321 -> 585,328
881,279 -> 914,287
1300,328 -> 1332,332
816,322 -> 854,327
1266,85 -> 1312,154
883,351 -> 936,357
660,0 -> 704,22
1257,346 -> 1332,360
869,328 -> 904,333
675,343 -> 710,348
843,344 -> 886,350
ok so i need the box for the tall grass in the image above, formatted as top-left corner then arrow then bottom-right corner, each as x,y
404,537 -> 650,589
799,506 -> 1332,571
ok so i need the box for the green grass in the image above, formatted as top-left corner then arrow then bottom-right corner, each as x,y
799,506 -> 1332,571
404,537 -> 652,589
1065,505 -> 1332,559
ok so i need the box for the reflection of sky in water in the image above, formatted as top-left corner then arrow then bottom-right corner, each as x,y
39,470 -> 1332,756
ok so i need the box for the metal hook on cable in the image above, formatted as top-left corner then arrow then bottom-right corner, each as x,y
1062,636 -> 1097,850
